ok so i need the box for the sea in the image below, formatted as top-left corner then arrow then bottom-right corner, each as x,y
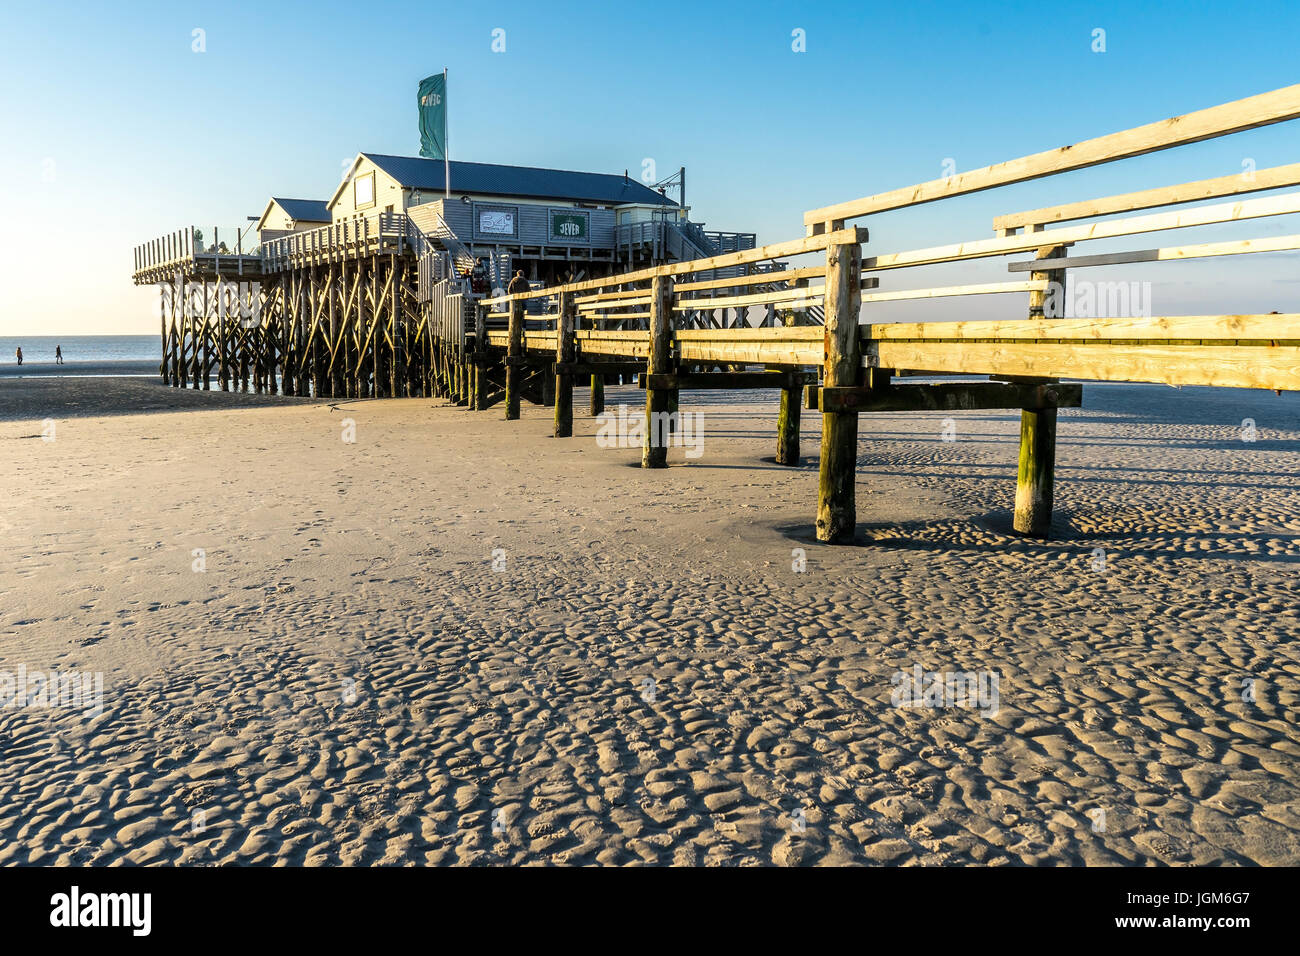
0,336 -> 159,364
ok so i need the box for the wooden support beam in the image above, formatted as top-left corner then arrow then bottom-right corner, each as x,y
642,275 -> 675,468
805,84 -> 1300,230
817,240 -> 864,543
637,370 -> 816,390
505,294 -> 525,420
472,303 -> 488,410
862,279 -> 1046,303
554,291 -> 576,437
993,161 -> 1300,232
556,360 -> 646,376
816,381 -> 1081,413
1006,233 -> 1300,272
480,227 -> 867,304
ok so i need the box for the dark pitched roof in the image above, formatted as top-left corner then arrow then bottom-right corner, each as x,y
361,155 -> 677,206
273,198 -> 331,222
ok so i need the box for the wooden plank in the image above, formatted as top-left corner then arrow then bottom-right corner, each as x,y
640,371 -> 817,390
862,280 -> 1046,303
479,227 -> 867,304
862,191 -> 1300,272
993,162 -> 1300,232
818,382 -> 1081,413
1007,233 -> 1300,272
579,297 -> 652,310
675,326 -> 824,366
574,288 -> 650,304
864,313 -> 1300,342
575,330 -> 652,359
805,84 -> 1300,229
867,340 -> 1300,391
676,279 -> 877,311
674,265 -> 829,293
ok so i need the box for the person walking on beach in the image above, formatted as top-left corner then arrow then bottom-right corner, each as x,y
55,344 -> 63,365
14,347 -> 21,366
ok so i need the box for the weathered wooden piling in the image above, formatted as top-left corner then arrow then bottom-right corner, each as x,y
472,304 -> 487,410
1013,242 -> 1067,536
642,275 -> 675,468
554,291 -> 576,437
775,277 -> 807,465
1014,403 -> 1057,536
816,239 -> 863,543
505,294 -> 525,420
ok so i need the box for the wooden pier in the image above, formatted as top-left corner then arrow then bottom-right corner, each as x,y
133,83 -> 1300,543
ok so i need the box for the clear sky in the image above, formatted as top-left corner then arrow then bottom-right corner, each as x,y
1,0 -> 1297,334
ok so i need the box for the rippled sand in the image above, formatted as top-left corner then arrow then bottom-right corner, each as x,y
1,377 -> 1297,865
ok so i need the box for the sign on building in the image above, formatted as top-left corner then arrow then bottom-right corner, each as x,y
551,211 -> 588,242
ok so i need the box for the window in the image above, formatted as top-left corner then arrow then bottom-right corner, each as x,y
354,172 -> 375,210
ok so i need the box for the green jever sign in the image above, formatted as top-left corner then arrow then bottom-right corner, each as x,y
551,212 -> 587,241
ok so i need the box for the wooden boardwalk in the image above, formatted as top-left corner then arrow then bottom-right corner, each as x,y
132,83 -> 1300,543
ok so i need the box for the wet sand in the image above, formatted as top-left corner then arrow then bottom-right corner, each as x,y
0,376 -> 1297,865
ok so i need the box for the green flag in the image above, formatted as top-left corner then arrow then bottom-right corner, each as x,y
418,73 -> 447,161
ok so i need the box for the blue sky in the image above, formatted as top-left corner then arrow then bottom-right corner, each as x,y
1,0 -> 1297,333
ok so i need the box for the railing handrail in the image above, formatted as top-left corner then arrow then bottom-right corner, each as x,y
804,83 -> 1300,231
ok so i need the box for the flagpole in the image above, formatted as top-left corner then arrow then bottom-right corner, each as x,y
443,68 -> 450,199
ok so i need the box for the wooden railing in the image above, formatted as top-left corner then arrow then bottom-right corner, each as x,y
258,213 -> 422,272
453,83 -> 1300,544
133,225 -> 261,284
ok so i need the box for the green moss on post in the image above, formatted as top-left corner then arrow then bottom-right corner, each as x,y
776,383 -> 801,465
1014,406 -> 1057,536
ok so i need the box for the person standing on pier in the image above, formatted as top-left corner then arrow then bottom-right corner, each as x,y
55,345 -> 63,365
507,270 -> 530,296
14,347 -> 21,366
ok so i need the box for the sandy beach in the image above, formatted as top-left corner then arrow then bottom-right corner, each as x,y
0,376 -> 1297,866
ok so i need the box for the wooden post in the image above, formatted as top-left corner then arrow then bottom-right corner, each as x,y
775,277 -> 807,465
541,362 -> 556,407
505,294 -> 524,420
1014,240 -> 1066,537
329,266 -> 342,398
159,290 -> 169,385
816,239 -> 863,543
216,277 -> 228,391
390,253 -> 402,399
188,279 -> 201,389
1014,405 -> 1057,536
472,302 -> 487,410
372,261 -> 383,398
554,291 -> 576,437
642,276 -> 675,468
589,372 -> 604,416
